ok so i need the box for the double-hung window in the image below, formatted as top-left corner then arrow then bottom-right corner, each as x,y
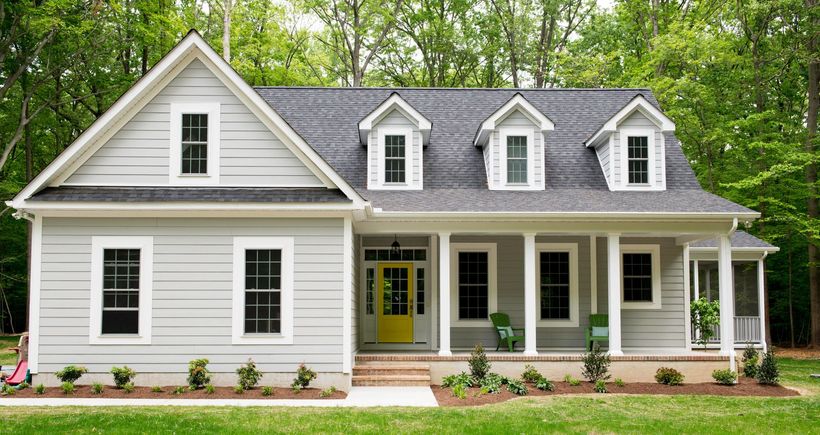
506,135 -> 528,183
169,103 -> 220,184
621,244 -> 662,309
627,136 -> 649,184
102,249 -> 141,334
384,134 -> 406,183
536,243 -> 579,326
450,243 -> 497,325
181,114 -> 208,174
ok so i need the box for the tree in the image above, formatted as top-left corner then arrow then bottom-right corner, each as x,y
805,0 -> 819,348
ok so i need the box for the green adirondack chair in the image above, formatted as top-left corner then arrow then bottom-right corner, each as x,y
490,312 -> 525,352
585,314 -> 609,351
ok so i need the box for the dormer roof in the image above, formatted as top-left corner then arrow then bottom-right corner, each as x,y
358,93 -> 432,145
584,95 -> 675,148
474,93 -> 554,147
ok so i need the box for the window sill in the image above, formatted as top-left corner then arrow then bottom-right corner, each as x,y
232,333 -> 293,345
622,301 -> 662,310
177,174 -> 211,177
451,319 -> 493,328
537,318 -> 579,327
89,334 -> 151,345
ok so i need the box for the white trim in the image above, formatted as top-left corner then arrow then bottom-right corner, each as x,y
535,243 -> 580,327
231,237 -> 294,345
474,94 -> 554,146
17,202 -> 359,212
618,128 -> 661,190
620,244 -> 662,310
498,127 -> 538,190
28,214 -> 42,372
359,93 -> 432,145
585,95 -> 675,147
430,234 -> 438,351
606,234 -> 623,355
372,127 -> 419,190
89,236 -> 154,345
523,234 -> 537,355
449,242 -> 498,327
438,233 -> 451,355
342,218 -> 353,373
757,253 -> 768,352
683,244 -> 692,351
589,236 -> 598,315
169,103 -> 220,185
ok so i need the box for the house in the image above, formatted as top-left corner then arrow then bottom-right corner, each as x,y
7,31 -> 778,389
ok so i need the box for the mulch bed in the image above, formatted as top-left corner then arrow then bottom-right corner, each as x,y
1,385 -> 347,400
433,378 -> 799,407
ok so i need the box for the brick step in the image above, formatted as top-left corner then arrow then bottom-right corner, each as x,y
352,365 -> 430,376
352,374 -> 431,387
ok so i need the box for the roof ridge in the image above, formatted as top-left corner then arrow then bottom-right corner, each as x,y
253,86 -> 653,92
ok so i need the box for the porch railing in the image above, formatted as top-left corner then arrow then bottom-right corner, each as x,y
690,316 -> 761,344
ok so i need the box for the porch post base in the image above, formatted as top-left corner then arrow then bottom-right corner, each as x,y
438,350 -> 452,357
608,349 -> 624,357
523,350 -> 538,356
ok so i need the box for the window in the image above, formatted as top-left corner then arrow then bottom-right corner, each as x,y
364,248 -> 426,262
506,136 -> 528,183
416,268 -> 425,315
450,243 -> 497,325
384,134 -> 406,183
90,236 -> 153,345
627,136 -> 649,184
536,243 -> 579,326
232,237 -> 294,344
620,244 -> 662,309
181,114 -> 208,174
366,268 -> 375,315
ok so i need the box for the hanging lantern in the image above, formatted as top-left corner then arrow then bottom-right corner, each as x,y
391,234 -> 401,256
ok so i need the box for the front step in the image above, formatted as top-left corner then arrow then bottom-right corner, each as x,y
352,364 -> 431,386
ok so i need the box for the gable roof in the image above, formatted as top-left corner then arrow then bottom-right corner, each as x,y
358,92 -> 432,145
689,231 -> 779,251
474,93 -> 554,146
585,95 -> 675,148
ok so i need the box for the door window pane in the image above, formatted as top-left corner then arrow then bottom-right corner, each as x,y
383,267 -> 409,315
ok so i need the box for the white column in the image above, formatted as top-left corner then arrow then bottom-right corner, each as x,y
693,259 -> 700,342
607,234 -> 623,356
717,234 -> 736,371
430,234 -> 439,351
523,233 -> 538,355
438,232 -> 452,356
757,253 -> 768,352
683,244 -> 692,351
590,236 -> 598,315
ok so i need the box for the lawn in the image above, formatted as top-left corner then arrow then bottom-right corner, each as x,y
0,357 -> 817,434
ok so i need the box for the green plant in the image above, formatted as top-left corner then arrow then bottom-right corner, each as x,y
320,386 -> 337,398
756,350 -> 780,385
151,386 -> 162,393
1,384 -> 15,396
505,378 -> 528,395
452,383 -> 467,399
173,386 -> 186,395
34,384 -> 45,395
17,381 -> 29,389
594,380 -> 608,393
55,365 -> 88,383
568,377 -> 581,387
262,386 -> 273,396
478,372 -> 506,393
205,384 -> 215,395
712,369 -> 737,385
291,383 -> 302,394
236,358 -> 263,390
234,384 -> 244,394
123,382 -> 135,393
91,382 -> 103,394
614,378 -> 625,387
655,367 -> 685,386
292,363 -> 317,388
468,344 -> 491,381
110,366 -> 136,389
691,298 -> 720,348
563,374 -> 573,383
521,364 -> 542,383
742,350 -> 759,378
535,377 -> 555,391
442,372 -> 474,389
581,344 -> 611,382
61,381 -> 75,395
187,359 -> 211,390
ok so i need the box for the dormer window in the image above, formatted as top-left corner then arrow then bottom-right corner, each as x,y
384,134 -> 406,183
627,135 -> 649,184
170,102 -> 220,185
506,135 -> 528,184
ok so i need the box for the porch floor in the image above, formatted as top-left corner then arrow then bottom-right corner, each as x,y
356,348 -> 726,362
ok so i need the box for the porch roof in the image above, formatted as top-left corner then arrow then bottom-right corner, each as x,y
28,186 -> 352,203
689,231 -> 778,251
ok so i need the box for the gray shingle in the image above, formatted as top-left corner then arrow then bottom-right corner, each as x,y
690,231 -> 777,249
30,187 -> 351,203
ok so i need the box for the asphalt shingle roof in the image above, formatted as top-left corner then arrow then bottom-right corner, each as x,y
690,231 -> 777,249
30,187 -> 351,203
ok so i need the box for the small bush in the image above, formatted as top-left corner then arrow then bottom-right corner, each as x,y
655,367 -> 685,386
205,384 -> 215,395
442,372 -> 474,389
756,350 -> 780,385
1,384 -> 15,396
55,365 -> 88,383
712,369 -> 737,385
563,374 -> 573,383
91,382 -> 103,394
614,378 -> 625,387
123,382 -> 135,393
17,382 -> 29,390
568,377 -> 581,387
233,385 -> 244,394
292,363 -> 317,388
594,380 -> 608,393
291,384 -> 302,394
581,344 -> 611,382
521,364 -> 542,383
262,386 -> 273,396
173,386 -> 186,395
61,381 -> 75,395
478,372 -> 506,393
468,344 -> 491,381
187,359 -> 211,390
505,378 -> 528,396
535,377 -> 555,391
151,386 -> 162,393
452,383 -> 467,399
742,344 -> 759,378
320,386 -> 336,398
110,366 -> 136,389
236,358 -> 263,390
34,384 -> 45,395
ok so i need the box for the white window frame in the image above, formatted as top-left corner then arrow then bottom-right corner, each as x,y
232,237 -> 294,344
618,127 -> 658,190
373,126 -> 414,189
170,102 -> 220,185
89,236 -> 153,345
499,127 -> 537,190
450,243 -> 498,327
620,244 -> 662,310
536,243 -> 579,327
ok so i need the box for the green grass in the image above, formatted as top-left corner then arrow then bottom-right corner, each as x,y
0,334 -> 21,366
0,356 -> 816,434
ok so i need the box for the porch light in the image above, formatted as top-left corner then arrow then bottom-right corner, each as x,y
391,235 -> 401,255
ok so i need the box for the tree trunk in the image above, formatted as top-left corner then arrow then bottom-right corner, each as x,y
806,0 -> 820,348
222,0 -> 232,62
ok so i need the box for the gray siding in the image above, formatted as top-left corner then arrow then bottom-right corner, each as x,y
489,110 -> 544,188
367,109 -> 422,188
597,140 -> 611,186
612,110 -> 664,187
65,59 -> 322,187
38,217 -> 345,374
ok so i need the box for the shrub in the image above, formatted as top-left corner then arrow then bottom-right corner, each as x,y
320,386 -> 336,398
17,382 -> 29,390
691,298 -> 720,348
655,367 -> 685,386
1,384 -> 15,396
563,374 -> 573,383
173,386 -> 186,395
61,381 -> 75,395
594,380 -> 608,393
91,382 -> 103,394
151,386 -> 162,393
442,372 -> 474,389
478,373 -> 506,393
55,365 -> 88,383
187,359 -> 211,390
521,364 -> 542,383
535,378 -> 555,391
236,358 -> 263,390
468,344 -> 491,381
292,363 -> 317,389
568,377 -> 581,387
581,344 -> 611,382
233,385 -> 244,394
712,369 -> 737,385
742,344 -> 759,378
505,378 -> 528,396
756,350 -> 780,385
262,386 -> 273,397
110,366 -> 136,389
452,383 -> 467,399
614,378 -> 625,387
34,384 -> 45,395
123,382 -> 135,393
292,384 -> 302,394
204,384 -> 215,394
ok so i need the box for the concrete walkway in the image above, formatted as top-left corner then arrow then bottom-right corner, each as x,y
0,386 -> 439,408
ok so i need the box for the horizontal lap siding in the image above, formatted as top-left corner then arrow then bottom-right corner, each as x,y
368,109 -> 422,188
38,217 -> 345,373
614,111 -> 663,187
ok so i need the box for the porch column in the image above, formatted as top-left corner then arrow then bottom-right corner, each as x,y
438,232 -> 452,356
758,253 -> 768,352
717,235 -> 736,369
607,234 -> 623,356
523,233 -> 538,355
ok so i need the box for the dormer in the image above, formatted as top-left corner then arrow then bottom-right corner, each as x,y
474,94 -> 554,190
585,95 -> 675,191
360,93 -> 431,190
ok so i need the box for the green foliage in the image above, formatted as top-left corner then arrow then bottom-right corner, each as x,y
173,386 -> 186,395
505,379 -> 528,396
594,380 -> 607,393
91,382 -> 103,394
1,384 -> 15,396
468,344 -> 490,381
34,384 -> 45,395
690,298 -> 721,348
441,372 -> 474,389
655,367 -> 685,386
205,384 -> 215,395
234,385 -> 244,394
451,383 -> 467,399
614,378 -> 625,387
292,363 -> 317,388
291,383 -> 302,394
55,365 -> 87,383
535,377 -> 555,391
478,372 -> 506,393
756,351 -> 780,385
581,345 -> 611,382
521,364 -> 542,383
236,358 -> 263,390
151,386 -> 162,393
712,369 -> 737,385
742,344 -> 760,378
17,381 -> 29,390
262,386 -> 273,396
122,382 -> 135,393
187,359 -> 211,390
319,386 -> 336,398
60,382 -> 75,395
111,366 -> 136,389
568,378 -> 581,387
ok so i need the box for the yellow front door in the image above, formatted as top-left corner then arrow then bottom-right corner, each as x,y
377,263 -> 414,343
